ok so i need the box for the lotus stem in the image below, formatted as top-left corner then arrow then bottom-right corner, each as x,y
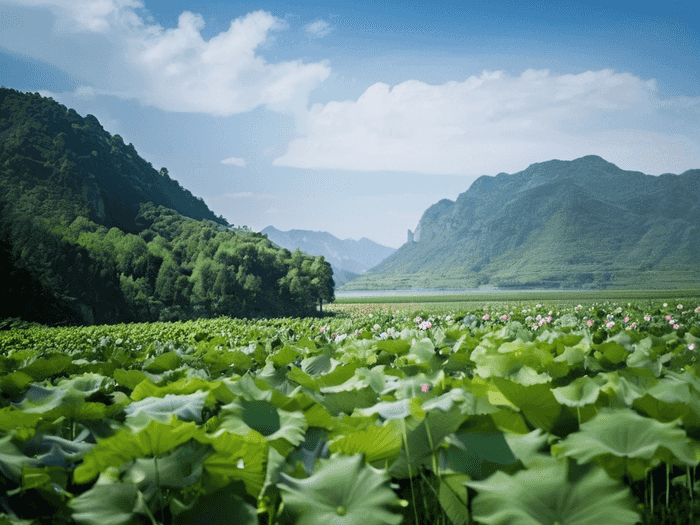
666,462 -> 670,510
401,417 -> 420,525
651,468 -> 654,514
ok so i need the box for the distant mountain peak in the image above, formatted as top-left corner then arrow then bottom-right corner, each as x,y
262,226 -> 396,287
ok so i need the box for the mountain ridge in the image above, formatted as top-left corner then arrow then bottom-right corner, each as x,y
341,155 -> 700,291
262,226 -> 395,286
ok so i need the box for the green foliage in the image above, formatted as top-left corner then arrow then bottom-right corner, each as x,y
0,298 -> 699,524
0,88 -> 334,325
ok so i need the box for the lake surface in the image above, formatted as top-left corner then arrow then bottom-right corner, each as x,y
334,289 -> 565,298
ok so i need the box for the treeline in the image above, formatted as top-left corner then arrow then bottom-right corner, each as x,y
0,198 -> 334,325
0,87 -> 334,326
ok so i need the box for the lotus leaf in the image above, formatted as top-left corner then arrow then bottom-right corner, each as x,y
278,453 -> 402,525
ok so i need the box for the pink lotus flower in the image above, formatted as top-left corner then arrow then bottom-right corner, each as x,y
483,314 -> 490,321
673,324 -> 679,330
421,384 -> 429,393
586,320 -> 594,327
689,344 -> 696,351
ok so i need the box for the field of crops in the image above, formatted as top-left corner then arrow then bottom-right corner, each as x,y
2,297 -> 700,525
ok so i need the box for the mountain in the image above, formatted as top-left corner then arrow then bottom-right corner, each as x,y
0,88 -> 227,233
340,155 -> 700,291
261,226 -> 396,286
0,87 -> 333,325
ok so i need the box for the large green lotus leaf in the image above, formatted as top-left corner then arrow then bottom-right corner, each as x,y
278,453 -> 402,525
20,465 -> 69,492
32,433 -> 95,467
69,482 -> 155,525
596,371 -> 654,407
328,422 -> 402,464
320,386 -> 379,416
632,393 -> 690,425
502,428 -> 552,469
320,366 -> 387,394
225,373 -> 291,409
143,351 -> 181,373
439,431 -> 519,480
553,331 -> 592,367
130,377 -> 234,404
0,434 -> 37,482
490,408 -> 532,435
55,373 -> 114,397
465,459 -> 640,525
594,340 -> 630,365
0,371 -> 34,397
217,398 -> 308,455
73,418 -> 203,484
256,361 -> 300,395
381,369 -> 444,400
113,369 -> 149,391
316,363 -> 360,389
171,488 -> 258,525
121,440 -> 210,500
20,354 -> 72,381
12,384 -> 78,413
270,343 -> 300,369
374,339 -> 411,356
283,427 -> 330,478
124,392 -> 209,423
388,405 -> 464,479
551,376 -> 602,407
403,338 -> 436,364
353,398 -> 425,420
204,429 -> 267,497
490,378 -> 561,432
287,366 -> 321,392
301,350 -> 337,375
437,470 -> 471,525
551,407 -> 698,481
421,388 -> 469,414
0,406 -> 42,435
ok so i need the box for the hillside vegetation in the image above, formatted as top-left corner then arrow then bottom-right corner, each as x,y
342,155 -> 700,291
0,88 -> 334,325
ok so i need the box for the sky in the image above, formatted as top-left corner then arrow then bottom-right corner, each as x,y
1,0 -> 699,248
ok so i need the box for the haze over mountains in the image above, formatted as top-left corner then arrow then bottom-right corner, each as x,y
341,155 -> 700,291
262,226 -> 395,287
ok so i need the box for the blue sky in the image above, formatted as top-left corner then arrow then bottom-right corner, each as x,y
1,0 -> 698,248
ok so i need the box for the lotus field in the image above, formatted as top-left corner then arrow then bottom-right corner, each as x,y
2,299 -> 700,525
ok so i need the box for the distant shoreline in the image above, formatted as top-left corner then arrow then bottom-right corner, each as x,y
335,288 -> 539,298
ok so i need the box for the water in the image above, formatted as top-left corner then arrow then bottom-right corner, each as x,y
334,288 -> 566,298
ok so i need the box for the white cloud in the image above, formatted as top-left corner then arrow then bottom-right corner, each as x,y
221,156 -> 246,167
274,69 -> 700,176
2,1 -> 330,117
305,20 -> 332,38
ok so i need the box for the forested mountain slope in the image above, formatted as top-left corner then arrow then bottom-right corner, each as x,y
0,88 -> 333,325
341,155 -> 700,291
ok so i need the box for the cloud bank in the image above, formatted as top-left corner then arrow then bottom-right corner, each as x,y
274,69 -> 700,175
2,0 -> 330,117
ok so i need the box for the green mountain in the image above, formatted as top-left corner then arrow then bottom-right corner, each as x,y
261,226 -> 395,287
0,88 -> 333,326
340,155 -> 700,291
